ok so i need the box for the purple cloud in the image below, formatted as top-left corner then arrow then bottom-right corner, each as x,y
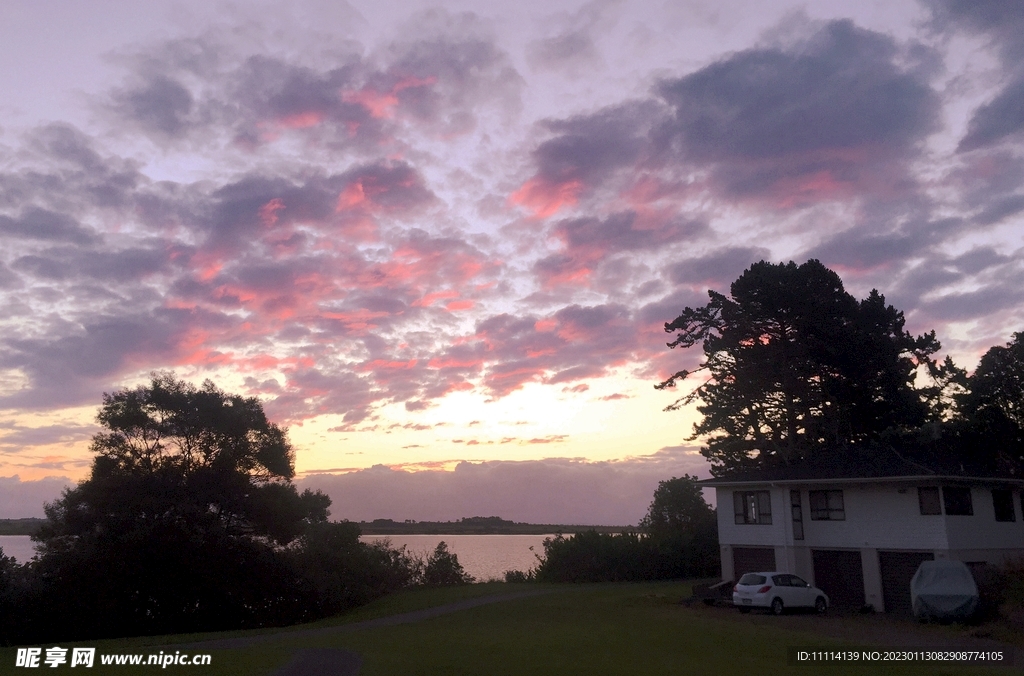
299,452 -> 710,525
0,475 -> 73,518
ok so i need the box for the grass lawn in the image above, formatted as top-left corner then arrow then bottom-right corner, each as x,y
2,582 -> 1013,675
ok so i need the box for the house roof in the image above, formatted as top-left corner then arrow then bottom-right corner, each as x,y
699,474 -> 1024,487
697,450 -> 1024,487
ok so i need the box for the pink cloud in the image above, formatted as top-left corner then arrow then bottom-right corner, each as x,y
446,303 -> 643,397
342,76 -> 437,119
445,299 -> 475,311
411,289 -> 459,307
509,178 -> 583,218
534,211 -> 706,288
278,111 -> 325,129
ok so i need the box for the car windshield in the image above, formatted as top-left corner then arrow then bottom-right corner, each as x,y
738,574 -> 767,585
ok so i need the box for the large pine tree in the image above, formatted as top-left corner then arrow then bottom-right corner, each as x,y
658,260 -> 940,473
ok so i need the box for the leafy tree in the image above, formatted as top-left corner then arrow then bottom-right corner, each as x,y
639,476 -> 719,578
949,333 -> 1024,475
0,547 -> 27,644
971,333 -> 1024,426
423,541 -> 474,586
24,373 -> 333,640
657,260 -> 941,473
640,475 -> 713,539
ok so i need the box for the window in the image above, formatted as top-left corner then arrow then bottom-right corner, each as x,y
733,490 -> 772,525
918,487 -> 941,515
993,489 -> 1016,522
943,486 -> 973,516
790,490 -> 804,540
738,573 -> 766,585
809,490 -> 845,520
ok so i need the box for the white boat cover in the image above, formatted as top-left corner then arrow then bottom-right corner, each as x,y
910,560 -> 979,621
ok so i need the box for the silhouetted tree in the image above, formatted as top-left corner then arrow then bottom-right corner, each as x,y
423,542 -> 474,585
22,374 -> 333,641
0,547 -> 22,642
946,333 -> 1024,476
639,475 -> 719,578
658,260 -> 941,473
641,475 -> 713,538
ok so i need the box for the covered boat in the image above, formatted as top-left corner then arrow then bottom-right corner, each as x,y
910,560 -> 979,622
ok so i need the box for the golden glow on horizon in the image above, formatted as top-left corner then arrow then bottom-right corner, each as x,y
289,371 -> 704,475
0,370 -> 705,481
0,405 -> 97,481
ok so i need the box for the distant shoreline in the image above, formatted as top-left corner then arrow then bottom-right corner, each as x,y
0,518 -> 45,536
354,517 -> 632,536
1,516 -> 634,537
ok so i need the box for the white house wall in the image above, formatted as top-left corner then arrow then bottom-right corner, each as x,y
800,484 -> 949,551
716,484 -> 951,551
944,487 -> 1024,552
716,489 -> 788,547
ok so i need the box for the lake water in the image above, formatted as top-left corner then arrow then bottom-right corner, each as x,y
360,534 -> 551,582
0,534 -> 551,581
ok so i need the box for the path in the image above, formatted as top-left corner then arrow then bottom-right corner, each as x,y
166,589 -> 556,675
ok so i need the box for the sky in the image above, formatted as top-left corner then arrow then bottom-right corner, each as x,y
1,0 -> 1023,524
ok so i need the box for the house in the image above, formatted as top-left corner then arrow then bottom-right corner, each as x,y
700,460 -> 1024,613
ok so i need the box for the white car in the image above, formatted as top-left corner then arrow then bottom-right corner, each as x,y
733,572 -> 829,615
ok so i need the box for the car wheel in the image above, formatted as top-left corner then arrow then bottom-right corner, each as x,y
771,598 -> 784,615
738,607 -> 751,614
814,597 -> 827,614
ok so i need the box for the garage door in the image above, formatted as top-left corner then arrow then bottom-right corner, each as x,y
812,549 -> 865,610
733,547 -> 777,578
879,551 -> 933,615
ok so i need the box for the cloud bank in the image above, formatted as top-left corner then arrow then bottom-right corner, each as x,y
300,449 -> 711,525
1,2 -> 1023,493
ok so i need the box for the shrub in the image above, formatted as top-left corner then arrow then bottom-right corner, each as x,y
532,522 -> 719,584
288,523 -> 421,621
423,542 -> 474,586
0,548 -> 28,645
504,569 -> 535,583
971,563 -> 1006,622
641,476 -> 720,579
534,531 -> 659,583
997,557 -> 1024,627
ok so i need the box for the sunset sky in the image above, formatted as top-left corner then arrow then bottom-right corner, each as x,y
2,0 -> 1023,524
